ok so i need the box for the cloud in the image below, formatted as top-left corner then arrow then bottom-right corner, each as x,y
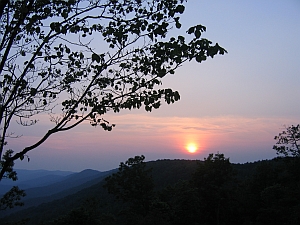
9,112 -> 300,171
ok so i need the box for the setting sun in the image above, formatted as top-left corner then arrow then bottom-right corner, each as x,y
186,143 -> 198,153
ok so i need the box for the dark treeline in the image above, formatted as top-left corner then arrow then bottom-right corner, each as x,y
4,153 -> 299,225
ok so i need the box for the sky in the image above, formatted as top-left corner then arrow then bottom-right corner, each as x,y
9,0 -> 300,172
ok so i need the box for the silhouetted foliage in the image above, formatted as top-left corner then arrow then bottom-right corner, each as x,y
158,180 -> 200,225
0,0 -> 226,181
2,154 -> 300,225
53,198 -> 115,225
104,155 -> 154,223
191,153 -> 238,225
0,186 -> 25,210
273,124 -> 300,157
0,0 -> 226,213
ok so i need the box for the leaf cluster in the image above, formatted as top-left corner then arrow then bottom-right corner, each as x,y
273,124 -> 300,157
0,0 -> 226,181
104,155 -> 154,207
0,186 -> 26,211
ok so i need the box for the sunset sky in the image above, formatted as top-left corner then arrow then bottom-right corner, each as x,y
10,0 -> 300,172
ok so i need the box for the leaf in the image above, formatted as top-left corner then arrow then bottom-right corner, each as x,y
175,21 -> 181,29
187,26 -> 195,34
145,105 -> 152,112
178,35 -> 185,42
175,5 -> 185,14
196,55 -> 204,63
195,30 -> 201,39
65,47 -> 70,54
30,88 -> 37,96
92,53 -> 100,63
196,24 -> 206,32
44,7 -> 51,14
174,91 -> 180,101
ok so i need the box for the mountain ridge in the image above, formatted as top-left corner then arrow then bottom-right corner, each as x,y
1,159 -> 275,225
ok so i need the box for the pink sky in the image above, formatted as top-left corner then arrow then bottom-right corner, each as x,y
6,0 -> 300,172
10,113 -> 298,171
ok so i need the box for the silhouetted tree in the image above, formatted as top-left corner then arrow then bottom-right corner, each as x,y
104,155 -> 154,223
0,0 -> 226,181
192,153 -> 237,225
158,180 -> 200,225
273,124 -> 300,157
0,186 -> 25,210
53,199 -> 116,225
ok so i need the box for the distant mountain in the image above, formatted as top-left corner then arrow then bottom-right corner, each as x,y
23,169 -> 104,199
1,160 -> 200,224
0,169 -> 115,218
1,159 -> 263,225
0,169 -> 74,195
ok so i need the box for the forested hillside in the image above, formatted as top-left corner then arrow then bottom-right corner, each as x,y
2,155 -> 299,225
0,169 -> 113,218
0,170 -> 74,195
